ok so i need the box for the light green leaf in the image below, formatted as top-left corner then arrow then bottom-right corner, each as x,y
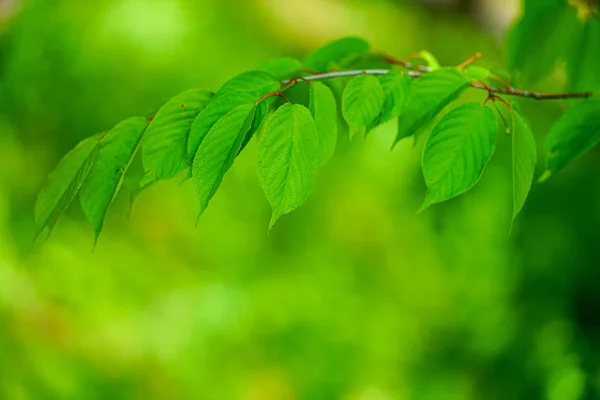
376,70 -> 411,124
464,66 -> 492,81
187,72 -> 279,164
193,103 -> 256,218
34,134 -> 102,240
258,57 -> 303,79
142,89 -> 213,181
309,82 -> 338,165
512,110 -> 537,221
304,37 -> 370,72
238,99 -> 269,155
395,68 -> 470,146
420,102 -> 497,211
215,70 -> 280,98
342,74 -> 384,135
258,103 -> 320,227
80,117 -> 148,243
419,50 -> 441,70
543,100 -> 600,174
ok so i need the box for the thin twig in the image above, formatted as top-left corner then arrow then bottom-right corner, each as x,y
280,69 -> 594,100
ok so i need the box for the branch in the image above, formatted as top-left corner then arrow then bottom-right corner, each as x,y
281,69 -> 594,101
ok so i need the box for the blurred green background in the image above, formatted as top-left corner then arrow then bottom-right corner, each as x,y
1,0 -> 599,399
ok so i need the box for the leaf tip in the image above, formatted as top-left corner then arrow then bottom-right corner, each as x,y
537,170 -> 552,184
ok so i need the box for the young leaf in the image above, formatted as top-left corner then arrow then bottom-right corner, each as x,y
258,57 -> 303,79
342,74 -> 384,135
142,89 -> 213,181
187,76 -> 279,164
376,70 -> 411,124
543,100 -> 600,174
193,103 -> 256,218
304,37 -> 370,72
512,110 -> 537,221
80,117 -> 148,242
309,82 -> 338,165
420,102 -> 497,211
394,68 -> 470,146
419,50 -> 441,70
258,103 -> 320,227
34,134 -> 103,240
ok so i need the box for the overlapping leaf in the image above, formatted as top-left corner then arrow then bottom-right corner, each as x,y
304,37 -> 370,72
543,100 -> 600,174
394,68 -> 470,146
188,71 -> 279,163
511,110 -> 537,221
34,134 -> 103,240
258,103 -> 320,227
142,89 -> 213,181
376,70 -> 411,124
309,82 -> 338,165
80,117 -> 148,242
420,102 -> 497,211
342,74 -> 383,135
193,103 -> 256,218
258,57 -> 302,79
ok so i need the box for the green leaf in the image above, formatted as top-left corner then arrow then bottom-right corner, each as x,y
258,103 -> 320,227
309,82 -> 338,165
34,134 -> 102,240
419,50 -> 441,70
395,68 -> 471,146
543,100 -> 600,174
507,4 -> 571,84
193,103 -> 256,218
420,102 -> 497,211
238,99 -> 269,155
566,19 -> 600,91
215,70 -> 280,98
304,37 -> 370,72
342,74 -> 384,135
187,72 -> 279,164
80,117 -> 148,243
512,110 -> 537,221
464,66 -> 492,81
258,57 -> 303,79
142,89 -> 213,181
376,70 -> 411,124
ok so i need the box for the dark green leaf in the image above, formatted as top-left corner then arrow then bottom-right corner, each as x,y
80,117 -> 148,242
512,110 -> 537,221
342,74 -> 384,135
420,102 -> 497,211
395,68 -> 471,146
566,19 -> 600,91
258,103 -> 320,227
543,100 -> 600,174
304,37 -> 370,72
193,103 -> 256,218
34,134 -> 102,240
309,82 -> 338,165
142,89 -> 213,181
507,4 -> 572,84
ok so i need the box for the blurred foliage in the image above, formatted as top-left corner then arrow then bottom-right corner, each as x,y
1,0 -> 600,399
